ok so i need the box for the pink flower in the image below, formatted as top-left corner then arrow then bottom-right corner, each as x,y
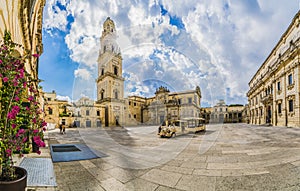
12,105 -> 20,112
23,82 -> 27,88
36,150 -> 41,155
33,129 -> 39,134
3,76 -> 8,82
13,78 -> 18,86
0,59 -> 2,64
18,69 -> 24,78
32,118 -> 37,124
18,129 -> 25,134
32,54 -> 40,58
12,124 -> 17,129
22,137 -> 28,143
7,111 -> 16,119
14,96 -> 20,101
42,121 -> 47,127
6,149 -> 12,156
33,136 -> 40,142
28,95 -> 34,101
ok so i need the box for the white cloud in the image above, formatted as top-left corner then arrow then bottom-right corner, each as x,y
74,68 -> 91,80
56,95 -> 72,103
43,0 -> 69,33
42,0 -> 299,106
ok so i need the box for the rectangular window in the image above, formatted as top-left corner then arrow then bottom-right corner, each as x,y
277,81 -> 280,91
129,101 -> 131,105
220,108 -> 222,112
134,102 -> 137,106
47,98 -> 51,101
278,103 -> 282,114
134,114 -> 137,118
289,100 -> 293,112
86,110 -> 89,116
178,99 -> 182,104
48,108 -> 53,115
128,114 -> 131,118
97,110 -> 100,116
188,98 -> 192,104
288,74 -> 293,85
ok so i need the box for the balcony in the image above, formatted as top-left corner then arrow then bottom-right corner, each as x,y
260,94 -> 273,104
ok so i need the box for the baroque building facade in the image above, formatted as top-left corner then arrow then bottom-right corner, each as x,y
0,0 -> 45,88
125,86 -> 202,126
95,17 -> 202,127
247,11 -> 300,127
201,100 -> 247,124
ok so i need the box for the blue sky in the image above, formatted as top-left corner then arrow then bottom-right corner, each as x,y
40,0 -> 299,107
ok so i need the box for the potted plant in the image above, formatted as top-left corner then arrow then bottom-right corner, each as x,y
0,31 -> 47,191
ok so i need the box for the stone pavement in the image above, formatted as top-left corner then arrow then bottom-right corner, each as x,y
26,124 -> 300,191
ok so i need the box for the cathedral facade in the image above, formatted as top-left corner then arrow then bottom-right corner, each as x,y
96,17 -> 202,127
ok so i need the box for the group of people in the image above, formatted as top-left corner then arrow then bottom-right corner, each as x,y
59,124 -> 66,134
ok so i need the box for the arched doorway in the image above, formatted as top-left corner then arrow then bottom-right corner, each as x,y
266,105 -> 272,124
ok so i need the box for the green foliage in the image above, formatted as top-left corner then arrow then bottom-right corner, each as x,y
0,31 -> 47,181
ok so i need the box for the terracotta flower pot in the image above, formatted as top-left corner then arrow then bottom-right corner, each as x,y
0,166 -> 27,191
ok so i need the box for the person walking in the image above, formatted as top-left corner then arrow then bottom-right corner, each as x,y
59,124 -> 62,134
62,125 -> 66,134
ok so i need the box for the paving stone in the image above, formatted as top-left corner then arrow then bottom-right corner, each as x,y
100,177 -> 127,191
161,165 -> 193,175
141,169 -> 182,187
125,178 -> 159,191
155,185 -> 182,191
175,175 -> 216,191
44,125 -> 300,191
86,167 -> 112,182
180,160 -> 207,169
193,169 -> 222,176
106,167 -> 138,183
291,160 -> 300,166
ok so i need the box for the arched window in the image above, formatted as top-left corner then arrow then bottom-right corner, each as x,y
101,69 -> 104,75
101,89 -> 104,100
114,66 -> 118,75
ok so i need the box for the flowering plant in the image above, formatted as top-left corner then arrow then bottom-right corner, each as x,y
0,31 -> 46,181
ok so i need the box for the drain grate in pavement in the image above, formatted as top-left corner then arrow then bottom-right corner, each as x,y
52,145 -> 81,152
50,144 -> 106,162
19,158 -> 56,187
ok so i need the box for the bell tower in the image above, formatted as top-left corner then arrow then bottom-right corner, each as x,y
96,17 -> 125,127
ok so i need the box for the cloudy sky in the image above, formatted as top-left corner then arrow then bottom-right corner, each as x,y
39,0 -> 299,107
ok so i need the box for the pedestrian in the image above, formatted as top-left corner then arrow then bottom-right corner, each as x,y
59,124 -> 62,134
62,125 -> 66,134
158,126 -> 162,135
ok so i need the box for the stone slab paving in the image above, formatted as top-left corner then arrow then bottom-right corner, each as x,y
35,124 -> 300,191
